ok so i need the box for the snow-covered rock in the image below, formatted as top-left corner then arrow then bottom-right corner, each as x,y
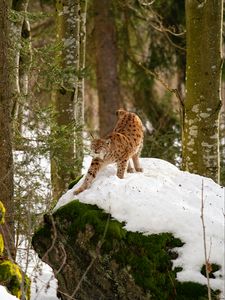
55,158 -> 224,296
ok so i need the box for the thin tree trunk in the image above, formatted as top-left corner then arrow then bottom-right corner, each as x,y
0,0 -> 15,259
51,0 -> 83,200
10,0 -> 31,124
93,0 -> 121,136
74,0 -> 87,176
183,0 -> 223,183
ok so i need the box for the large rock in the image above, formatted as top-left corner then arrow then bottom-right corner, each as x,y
32,200 -> 219,300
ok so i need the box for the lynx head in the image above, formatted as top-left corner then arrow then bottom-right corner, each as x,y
91,138 -> 110,159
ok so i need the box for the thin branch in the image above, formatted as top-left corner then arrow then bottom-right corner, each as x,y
128,54 -> 185,109
200,180 -> 212,300
124,1 -> 186,44
223,187 -> 225,299
42,215 -> 57,262
55,242 -> 67,276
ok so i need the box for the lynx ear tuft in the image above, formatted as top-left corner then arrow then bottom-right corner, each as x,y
116,108 -> 126,116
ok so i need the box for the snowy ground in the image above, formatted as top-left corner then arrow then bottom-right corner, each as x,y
0,286 -> 20,300
55,157 -> 225,298
2,157 -> 224,300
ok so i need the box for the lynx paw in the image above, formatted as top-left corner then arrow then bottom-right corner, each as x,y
127,167 -> 135,173
136,167 -> 143,172
73,187 -> 84,195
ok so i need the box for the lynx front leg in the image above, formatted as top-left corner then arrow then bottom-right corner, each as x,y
132,153 -> 143,172
127,160 -> 135,173
117,160 -> 128,179
74,158 -> 103,195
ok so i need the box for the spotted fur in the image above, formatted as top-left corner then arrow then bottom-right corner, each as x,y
74,109 -> 144,194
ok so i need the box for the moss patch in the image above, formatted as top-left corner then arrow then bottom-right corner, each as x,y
200,263 -> 221,279
176,281 -> 220,300
0,201 -> 6,224
0,260 -> 30,299
0,201 -> 30,299
68,175 -> 84,190
0,234 -> 4,256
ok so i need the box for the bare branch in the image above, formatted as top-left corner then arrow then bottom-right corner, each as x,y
128,54 -> 184,109
200,180 -> 212,300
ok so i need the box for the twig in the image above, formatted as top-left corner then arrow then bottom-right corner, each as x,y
200,180 -> 212,300
55,242 -> 67,276
223,187 -> 225,299
128,54 -> 185,109
42,215 -> 57,262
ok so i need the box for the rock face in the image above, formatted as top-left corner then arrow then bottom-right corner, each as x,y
32,200 -> 219,300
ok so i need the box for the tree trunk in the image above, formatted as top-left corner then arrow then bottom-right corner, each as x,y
182,0 -> 223,183
0,0 -> 15,259
10,0 -> 31,129
74,0 -> 87,178
51,0 -> 84,200
94,0 -> 121,136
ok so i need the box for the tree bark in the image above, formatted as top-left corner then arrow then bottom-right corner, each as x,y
183,0 -> 223,183
0,0 -> 15,259
51,0 -> 84,200
94,0 -> 121,136
74,0 -> 87,178
10,0 -> 31,126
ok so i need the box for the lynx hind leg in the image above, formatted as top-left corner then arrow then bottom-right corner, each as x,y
74,158 -> 103,195
132,153 -> 143,172
117,160 -> 128,179
127,160 -> 135,173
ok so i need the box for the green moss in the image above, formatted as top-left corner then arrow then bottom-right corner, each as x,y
54,201 -> 127,249
0,202 -> 30,299
0,260 -> 30,299
68,175 -> 84,190
33,218 -> 51,240
176,281 -> 220,300
111,231 -> 182,299
200,263 -> 221,279
43,200 -> 220,299
0,202 -> 4,255
0,234 -> 4,256
0,201 -> 6,224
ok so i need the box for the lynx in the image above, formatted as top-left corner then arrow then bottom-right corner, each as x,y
74,109 -> 144,195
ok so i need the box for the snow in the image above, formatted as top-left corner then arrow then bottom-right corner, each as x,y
1,271 -> 58,300
28,258 -> 58,300
0,286 -> 19,300
55,157 -> 225,297
30,263 -> 58,300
